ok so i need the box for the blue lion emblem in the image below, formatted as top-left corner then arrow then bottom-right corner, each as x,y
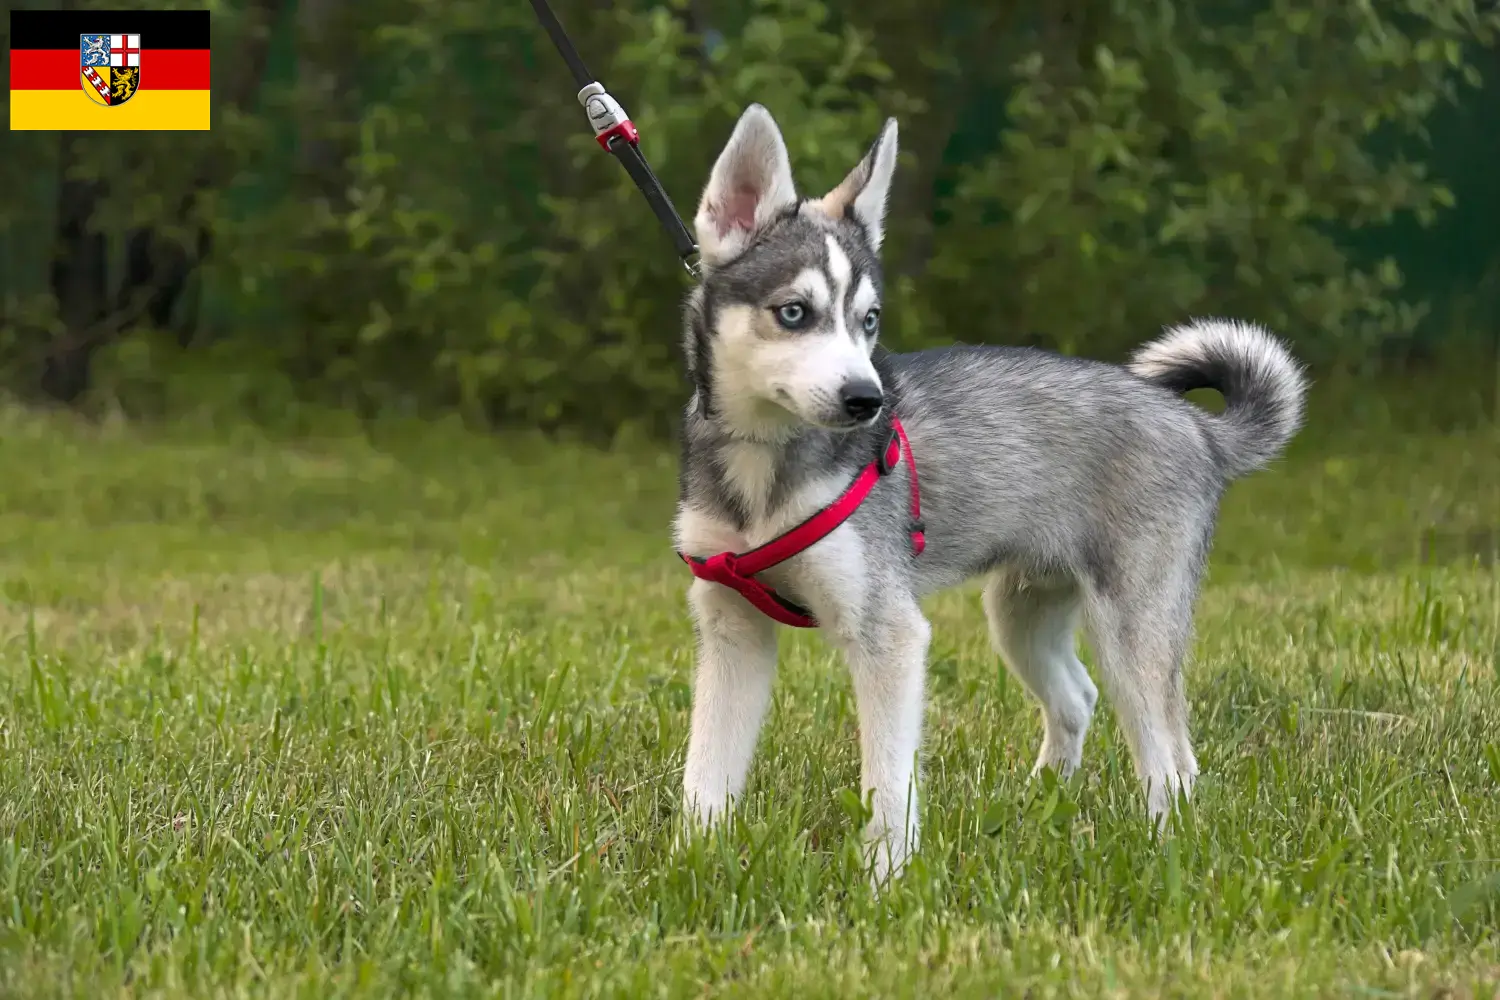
81,34 -> 110,67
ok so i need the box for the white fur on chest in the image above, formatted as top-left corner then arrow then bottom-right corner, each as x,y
720,440 -> 779,523
678,447 -> 847,552
674,463 -> 870,637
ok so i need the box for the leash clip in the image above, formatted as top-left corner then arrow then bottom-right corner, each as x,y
534,0 -> 701,280
577,81 -> 638,150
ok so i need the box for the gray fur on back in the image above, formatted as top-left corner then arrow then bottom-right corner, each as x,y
680,316 -> 1307,603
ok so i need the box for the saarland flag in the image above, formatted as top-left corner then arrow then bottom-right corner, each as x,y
9,9 -> 210,130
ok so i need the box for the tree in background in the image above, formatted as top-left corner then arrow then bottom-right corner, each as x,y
0,0 -> 1495,434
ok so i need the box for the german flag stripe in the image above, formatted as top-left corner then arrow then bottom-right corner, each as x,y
10,90 -> 211,131
9,9 -> 210,50
10,50 -> 210,90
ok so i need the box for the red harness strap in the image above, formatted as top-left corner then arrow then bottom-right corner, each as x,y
679,416 -> 925,628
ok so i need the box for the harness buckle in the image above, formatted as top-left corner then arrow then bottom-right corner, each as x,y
697,550 -> 741,586
876,427 -> 901,476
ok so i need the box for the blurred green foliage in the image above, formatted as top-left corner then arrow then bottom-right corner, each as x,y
0,0 -> 1496,435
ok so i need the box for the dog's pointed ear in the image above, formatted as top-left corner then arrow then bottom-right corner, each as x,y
694,104 -> 798,265
817,118 -> 899,251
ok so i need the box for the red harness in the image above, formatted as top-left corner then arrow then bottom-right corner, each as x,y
679,417 -> 925,628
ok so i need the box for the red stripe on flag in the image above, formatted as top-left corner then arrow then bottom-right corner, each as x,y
9,49 -> 210,90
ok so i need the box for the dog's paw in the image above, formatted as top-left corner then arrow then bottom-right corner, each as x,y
672,791 -> 734,856
1144,769 -> 1196,831
681,789 -> 731,832
863,822 -> 917,890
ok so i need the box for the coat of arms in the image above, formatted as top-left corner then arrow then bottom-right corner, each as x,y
80,33 -> 141,107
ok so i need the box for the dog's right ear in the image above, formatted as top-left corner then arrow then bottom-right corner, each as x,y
816,118 -> 899,252
694,104 -> 797,266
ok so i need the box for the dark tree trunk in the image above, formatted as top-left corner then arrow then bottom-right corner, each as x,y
295,0 -> 352,198
869,2 -> 1021,283
42,133 -> 110,402
110,0 -> 285,352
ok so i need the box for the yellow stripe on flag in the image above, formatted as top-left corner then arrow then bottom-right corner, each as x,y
9,89 -> 209,131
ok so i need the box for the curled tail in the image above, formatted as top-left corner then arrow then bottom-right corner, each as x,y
1129,318 -> 1308,480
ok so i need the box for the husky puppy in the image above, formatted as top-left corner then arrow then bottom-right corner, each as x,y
673,104 -> 1306,881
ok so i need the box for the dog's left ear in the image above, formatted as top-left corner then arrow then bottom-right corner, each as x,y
816,118 -> 899,252
695,104 -> 799,265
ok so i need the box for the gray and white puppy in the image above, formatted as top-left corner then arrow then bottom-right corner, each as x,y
673,104 -> 1306,882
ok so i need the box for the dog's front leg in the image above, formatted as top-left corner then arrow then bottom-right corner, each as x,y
681,578 -> 779,827
843,597 -> 931,885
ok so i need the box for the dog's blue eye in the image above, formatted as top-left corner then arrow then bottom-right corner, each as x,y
863,308 -> 881,335
775,303 -> 808,329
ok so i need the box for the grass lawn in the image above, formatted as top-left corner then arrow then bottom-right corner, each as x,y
0,375 -> 1497,998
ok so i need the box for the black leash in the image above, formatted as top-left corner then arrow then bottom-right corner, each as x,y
528,0 -> 701,278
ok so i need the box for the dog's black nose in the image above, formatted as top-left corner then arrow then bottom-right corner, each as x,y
839,380 -> 884,422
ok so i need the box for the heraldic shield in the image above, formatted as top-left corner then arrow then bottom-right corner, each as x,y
80,33 -> 141,106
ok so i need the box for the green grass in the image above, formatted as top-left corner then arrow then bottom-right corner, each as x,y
0,376 -> 1497,998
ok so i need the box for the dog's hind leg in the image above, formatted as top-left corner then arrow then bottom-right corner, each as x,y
983,571 -> 1098,778
682,578 -> 779,827
1081,555 -> 1202,825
